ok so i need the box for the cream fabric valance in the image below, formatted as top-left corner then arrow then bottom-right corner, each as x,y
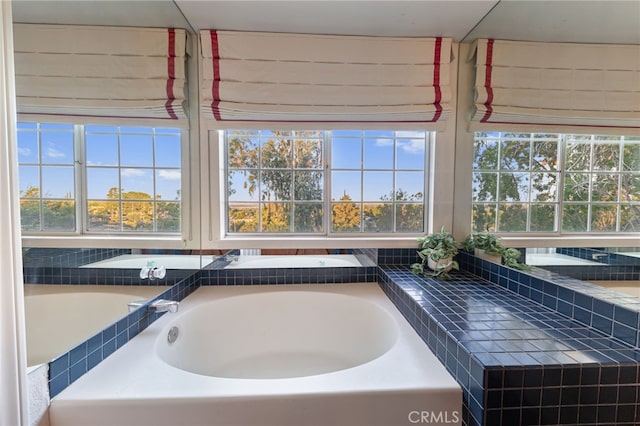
201,30 -> 453,128
471,39 -> 640,133
13,24 -> 187,122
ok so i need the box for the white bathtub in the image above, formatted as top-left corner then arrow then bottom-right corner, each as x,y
24,284 -> 168,366
50,283 -> 462,426
81,254 -> 215,269
587,280 -> 640,298
526,253 -> 604,266
224,254 -> 362,269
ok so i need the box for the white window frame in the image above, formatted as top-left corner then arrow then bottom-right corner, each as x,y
19,122 -> 193,249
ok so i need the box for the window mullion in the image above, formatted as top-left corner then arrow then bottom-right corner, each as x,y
75,124 -> 85,235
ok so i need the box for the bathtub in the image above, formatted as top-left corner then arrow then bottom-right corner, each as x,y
50,283 -> 462,426
526,252 -> 605,266
224,254 -> 362,269
24,284 -> 168,366
587,280 -> 640,298
81,254 -> 215,269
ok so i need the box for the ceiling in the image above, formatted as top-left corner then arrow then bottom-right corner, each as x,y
11,0 -> 640,44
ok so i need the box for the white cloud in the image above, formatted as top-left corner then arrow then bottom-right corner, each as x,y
46,144 -> 66,159
121,168 -> 147,177
398,139 -> 425,154
18,147 -> 31,157
158,170 -> 181,180
374,138 -> 394,147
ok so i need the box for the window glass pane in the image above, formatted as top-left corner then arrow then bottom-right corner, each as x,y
530,204 -> 556,232
120,126 -> 152,134
228,170 -> 257,201
261,136 -> 292,169
621,174 -> 640,202
155,169 -> 181,201
294,138 -> 323,169
565,141 -> 591,171
531,141 -> 559,171
19,166 -> 39,197
364,138 -> 393,169
293,203 -> 323,232
331,138 -> 361,169
498,172 -> 529,202
363,171 -> 393,201
623,143 -> 640,171
294,171 -> 323,201
87,168 -> 118,199
473,134 -> 499,170
592,144 -> 619,171
531,173 -> 557,202
20,200 -> 40,231
591,205 -> 617,231
41,131 -> 73,165
591,173 -> 619,202
396,137 -> 426,169
155,134 -> 182,167
332,171 -> 361,201
331,202 -> 361,232
120,134 -> 153,167
228,134 -> 259,169
261,203 -> 291,232
86,133 -> 118,166
40,123 -> 73,131
121,169 -> 153,198
498,204 -> 527,231
43,200 -> 75,231
562,204 -> 588,232
563,173 -> 589,202
88,200 -> 120,231
122,201 -> 154,231
395,172 -> 424,202
229,204 -> 258,232
261,170 -> 292,201
17,130 -> 38,163
156,201 -> 180,232
42,167 -> 74,198
363,202 -> 392,232
620,205 -> 640,232
472,203 -> 497,233
472,172 -> 497,202
500,140 -> 530,170
395,203 -> 424,233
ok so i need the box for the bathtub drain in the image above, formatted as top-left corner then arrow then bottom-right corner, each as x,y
167,326 -> 179,344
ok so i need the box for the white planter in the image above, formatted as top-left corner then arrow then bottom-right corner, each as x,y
475,249 -> 502,264
427,257 -> 454,272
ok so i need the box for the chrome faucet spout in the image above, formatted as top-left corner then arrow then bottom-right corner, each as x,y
150,299 -> 179,313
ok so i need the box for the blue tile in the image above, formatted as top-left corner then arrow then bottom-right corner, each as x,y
613,306 -> 639,328
49,353 -> 69,378
49,371 -> 69,399
69,342 -> 87,365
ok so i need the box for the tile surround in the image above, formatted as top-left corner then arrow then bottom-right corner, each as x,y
38,248 -> 640,426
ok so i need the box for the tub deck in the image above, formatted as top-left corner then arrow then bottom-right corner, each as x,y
50,283 -> 462,426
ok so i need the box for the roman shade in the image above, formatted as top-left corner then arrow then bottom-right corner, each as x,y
13,24 -> 187,122
200,30 -> 453,129
471,39 -> 640,133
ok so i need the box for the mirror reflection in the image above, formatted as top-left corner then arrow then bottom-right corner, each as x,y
525,247 -> 640,299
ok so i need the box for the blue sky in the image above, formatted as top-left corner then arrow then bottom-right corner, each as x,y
17,123 -> 181,201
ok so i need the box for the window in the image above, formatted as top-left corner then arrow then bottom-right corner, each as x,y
17,123 -> 182,234
226,130 -> 429,235
472,132 -> 640,233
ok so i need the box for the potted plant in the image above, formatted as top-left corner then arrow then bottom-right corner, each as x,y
411,227 -> 459,280
464,232 -> 530,270
463,232 -> 503,263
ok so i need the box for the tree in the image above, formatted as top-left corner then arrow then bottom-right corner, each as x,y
332,193 -> 360,232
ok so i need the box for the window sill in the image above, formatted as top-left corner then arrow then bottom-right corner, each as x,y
21,235 -> 186,249
499,234 -> 640,248
206,236 -> 421,250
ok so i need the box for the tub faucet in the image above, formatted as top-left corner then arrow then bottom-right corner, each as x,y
592,253 -> 608,261
140,262 -> 167,280
150,299 -> 179,313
